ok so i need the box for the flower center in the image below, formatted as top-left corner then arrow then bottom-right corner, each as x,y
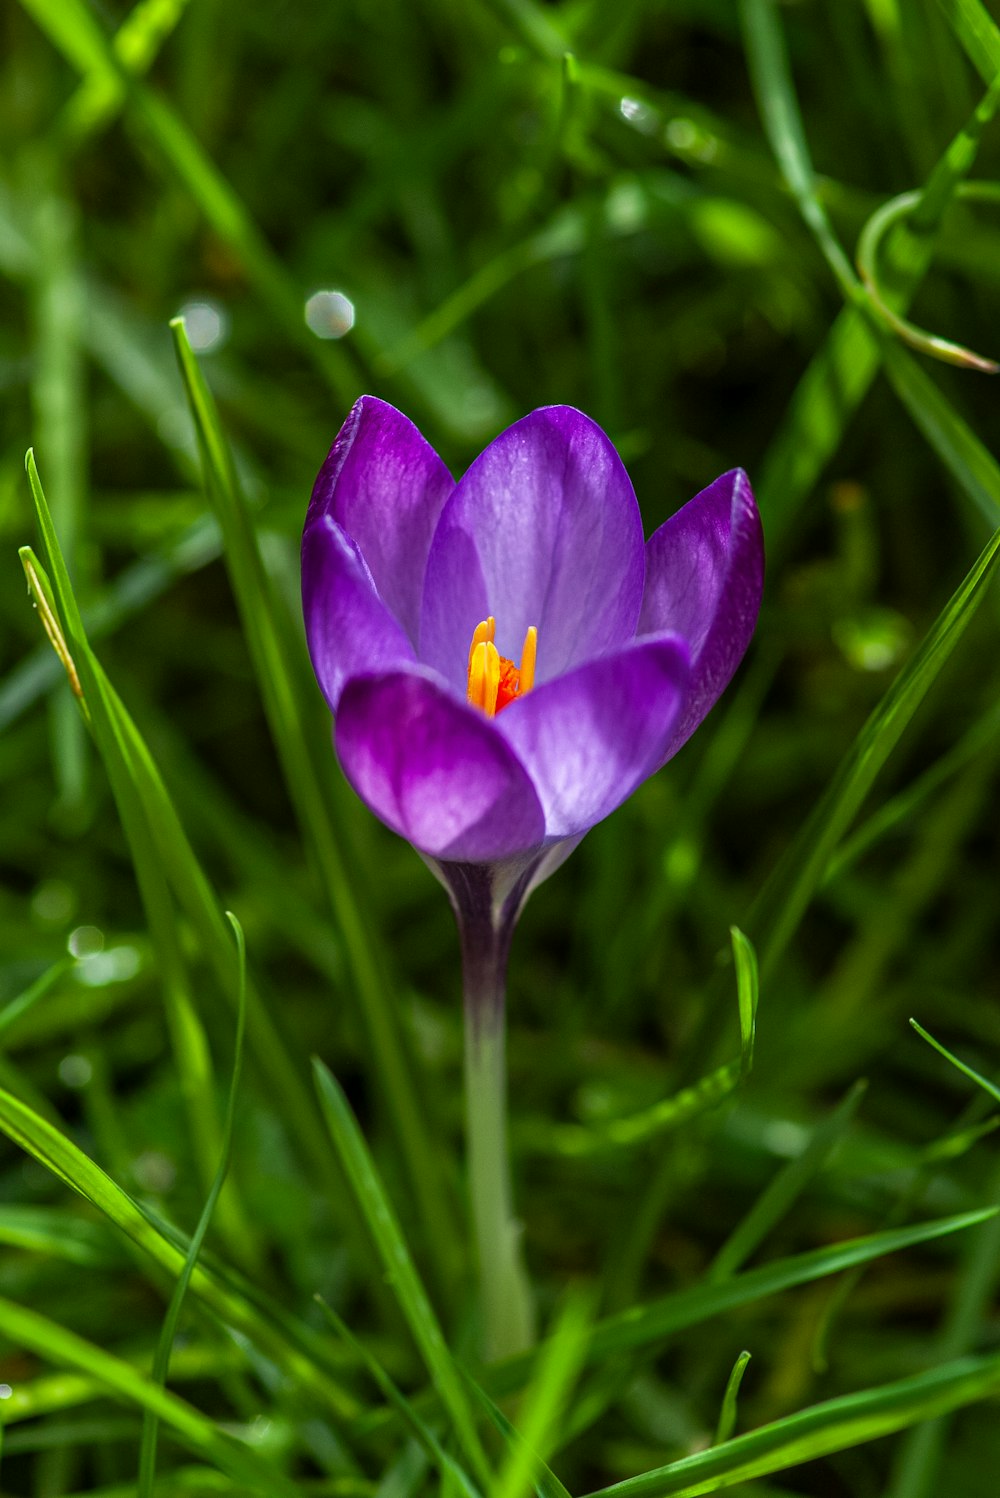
466,617 -> 537,717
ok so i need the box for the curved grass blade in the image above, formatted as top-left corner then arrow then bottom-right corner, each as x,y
714,1352 -> 752,1448
910,1020 -> 1000,1104
857,181 -> 1000,374
530,935 -> 758,1159
313,1059 -> 492,1490
750,2 -> 1000,547
580,1350 -> 1000,1497
137,913 -> 249,1498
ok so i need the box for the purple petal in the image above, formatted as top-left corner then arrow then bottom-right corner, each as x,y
334,668 -> 547,862
308,396 -> 454,643
638,469 -> 763,764
496,635 -> 690,839
302,515 -> 415,712
420,407 -> 646,691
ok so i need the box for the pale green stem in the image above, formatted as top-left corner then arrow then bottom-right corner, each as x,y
449,862 -> 535,1362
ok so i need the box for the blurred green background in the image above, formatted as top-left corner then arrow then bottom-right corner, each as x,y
3,1 -> 1000,1495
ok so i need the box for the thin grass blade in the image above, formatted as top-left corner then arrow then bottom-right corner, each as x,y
136,912 -> 249,1498
709,1081 -> 868,1282
910,1020 -> 1000,1104
314,1297 -> 481,1498
313,1059 -> 492,1490
714,1351 -> 752,1447
747,514 -> 1000,978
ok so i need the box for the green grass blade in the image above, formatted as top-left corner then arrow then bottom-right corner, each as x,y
1,1342 -> 242,1428
579,1212 -> 994,1369
62,0 -> 194,140
24,449 -> 345,1217
312,1059 -> 492,1490
580,1350 -> 1000,1497
709,1081 -> 868,1281
0,1205 -> 123,1268
747,514 -> 1000,978
0,1082 -> 358,1421
879,340 -> 1000,525
491,1292 -> 592,1498
910,1020 -> 1000,1104
24,469 -> 260,1271
935,0 -> 1000,80
439,1210 -> 996,1408
17,0 -> 362,403
358,1213 -> 995,1446
137,912 -> 249,1498
749,0 -> 1000,547
463,1378 -> 574,1498
170,320 -> 461,1289
0,1296 -> 307,1498
887,1161 -> 1000,1498
714,1351 -> 752,1447
314,1297 -> 481,1498
826,700 -> 1000,880
533,1058 -> 746,1158
477,0 -> 567,60
740,0 -> 857,300
731,927 -> 758,1072
29,157 -> 89,818
0,957 -> 74,1041
856,179 -> 1000,374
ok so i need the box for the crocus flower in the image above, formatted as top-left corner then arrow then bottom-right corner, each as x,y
302,396 -> 763,1360
302,397 -> 763,909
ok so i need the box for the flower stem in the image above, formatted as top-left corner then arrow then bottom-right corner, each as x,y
454,865 -> 535,1362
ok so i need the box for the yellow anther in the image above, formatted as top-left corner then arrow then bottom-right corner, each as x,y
519,625 -> 537,695
467,639 -> 500,717
468,616 -> 496,667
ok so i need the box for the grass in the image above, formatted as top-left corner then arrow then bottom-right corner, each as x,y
3,1 -> 1000,1495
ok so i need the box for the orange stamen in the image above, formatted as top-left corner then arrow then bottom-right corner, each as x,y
468,616 -> 495,667
467,639 -> 500,716
519,626 -> 537,694
466,618 -> 538,716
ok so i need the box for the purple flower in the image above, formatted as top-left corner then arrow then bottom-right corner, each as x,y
302,398 -> 763,897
